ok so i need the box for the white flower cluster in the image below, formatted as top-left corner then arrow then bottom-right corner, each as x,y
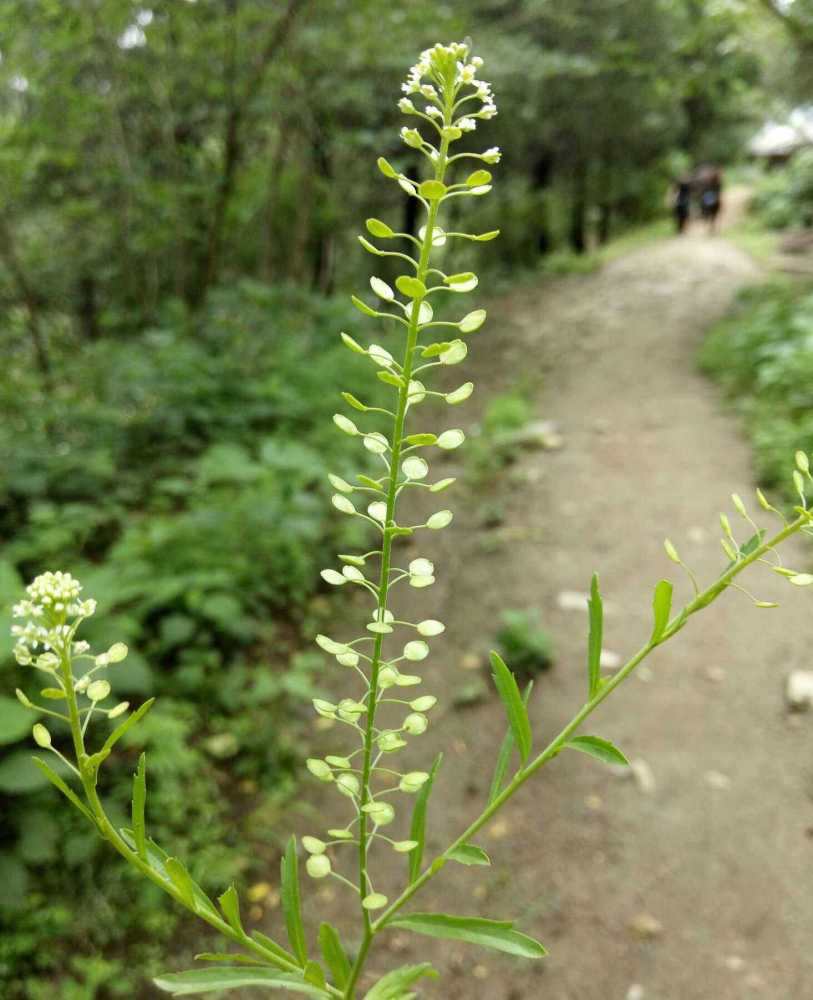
11,572 -> 132,749
398,41 -> 498,151
11,571 -> 97,661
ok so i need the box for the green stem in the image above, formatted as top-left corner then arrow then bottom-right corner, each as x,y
345,100 -> 454,1000
370,513 -> 809,932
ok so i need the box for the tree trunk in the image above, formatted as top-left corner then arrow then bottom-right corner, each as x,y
0,216 -> 53,389
568,165 -> 588,254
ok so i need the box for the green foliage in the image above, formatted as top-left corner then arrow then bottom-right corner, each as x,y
495,610 -> 555,680
751,151 -> 813,229
699,280 -> 813,494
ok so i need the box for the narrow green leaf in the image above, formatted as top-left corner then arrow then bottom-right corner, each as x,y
31,758 -> 96,826
218,884 -> 244,935
318,924 -> 351,990
304,961 -> 326,989
165,857 -> 198,908
386,914 -> 547,959
100,698 -> 155,755
587,573 -> 603,698
282,836 -> 308,965
195,953 -> 258,965
363,963 -> 438,999
408,754 -> 442,883
251,931 -> 298,969
650,579 -> 673,644
132,752 -> 147,860
487,682 -> 533,805
447,843 -> 491,867
739,529 -> 765,558
565,735 -> 629,767
489,652 -> 531,763
153,967 -> 327,996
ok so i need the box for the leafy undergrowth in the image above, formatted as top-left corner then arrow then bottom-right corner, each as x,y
699,278 -> 813,497
0,281 -> 385,997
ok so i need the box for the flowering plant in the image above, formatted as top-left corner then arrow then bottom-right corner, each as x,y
8,42 -> 813,999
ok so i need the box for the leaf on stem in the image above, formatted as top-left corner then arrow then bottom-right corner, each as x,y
650,579 -> 673,644
100,698 -> 155,755
447,843 -> 491,867
489,652 -> 531,764
282,836 -> 308,965
408,753 -> 442,883
487,681 -> 533,805
587,573 -> 603,699
565,735 -> 629,767
165,857 -> 200,909
251,930 -> 298,968
304,961 -> 326,989
153,967 -> 327,996
218,884 -> 244,935
31,757 -> 96,826
318,923 -> 352,991
363,963 -> 438,999
132,751 -> 147,860
386,914 -> 547,959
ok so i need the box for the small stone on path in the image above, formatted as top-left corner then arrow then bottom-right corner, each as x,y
460,652 -> 482,671
626,986 -> 645,1000
785,670 -> 813,711
629,912 -> 663,939
705,665 -> 727,683
631,758 -> 656,794
704,770 -> 732,791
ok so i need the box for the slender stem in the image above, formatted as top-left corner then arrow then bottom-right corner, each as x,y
344,97 -> 454,1000
370,513 -> 809,932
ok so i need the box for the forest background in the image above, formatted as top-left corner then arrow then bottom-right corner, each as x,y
1,1 -> 811,996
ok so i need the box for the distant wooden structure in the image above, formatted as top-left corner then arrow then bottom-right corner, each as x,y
749,108 -> 813,167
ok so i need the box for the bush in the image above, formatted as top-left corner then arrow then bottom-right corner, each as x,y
495,610 -> 555,680
0,280 -> 384,995
699,279 -> 813,490
750,150 -> 813,230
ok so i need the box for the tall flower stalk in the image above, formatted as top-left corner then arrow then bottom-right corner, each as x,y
7,42 -> 813,1000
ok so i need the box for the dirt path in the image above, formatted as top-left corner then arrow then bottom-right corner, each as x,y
270,203 -> 813,1000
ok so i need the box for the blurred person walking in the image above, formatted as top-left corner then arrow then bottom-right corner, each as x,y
671,175 -> 692,233
698,166 -> 723,234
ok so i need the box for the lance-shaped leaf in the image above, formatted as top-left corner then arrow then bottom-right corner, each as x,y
252,930 -> 298,969
195,953 -> 258,965
32,758 -> 96,825
318,923 -> 351,991
282,836 -> 308,965
565,735 -> 629,767
100,698 -> 155,755
408,753 -> 442,883
447,843 -> 491,867
386,914 -> 547,959
304,961 -> 326,989
489,652 -> 531,763
487,681 -> 533,804
165,857 -> 205,910
363,963 -> 438,999
218,884 -> 244,934
650,579 -> 673,644
153,967 -> 328,996
132,752 -> 147,859
587,573 -> 603,698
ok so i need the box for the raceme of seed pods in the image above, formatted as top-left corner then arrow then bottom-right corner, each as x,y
9,42 -> 813,1000
308,41 -> 500,916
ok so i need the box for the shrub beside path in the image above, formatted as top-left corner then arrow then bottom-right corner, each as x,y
281,198 -> 813,999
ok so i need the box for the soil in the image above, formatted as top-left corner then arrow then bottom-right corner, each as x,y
262,197 -> 813,1000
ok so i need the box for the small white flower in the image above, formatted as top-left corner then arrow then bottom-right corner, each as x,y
457,117 -> 477,132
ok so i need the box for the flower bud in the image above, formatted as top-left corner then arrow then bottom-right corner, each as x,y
362,892 -> 388,910
32,723 -> 51,748
337,651 -> 359,668
403,713 -> 428,735
306,854 -> 331,879
325,755 -> 352,769
426,510 -> 453,530
107,642 -> 128,663
108,701 -> 129,719
327,828 -> 354,840
400,127 -> 423,148
87,679 -> 111,702
403,640 -> 429,662
302,836 -> 326,855
313,699 -> 337,719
